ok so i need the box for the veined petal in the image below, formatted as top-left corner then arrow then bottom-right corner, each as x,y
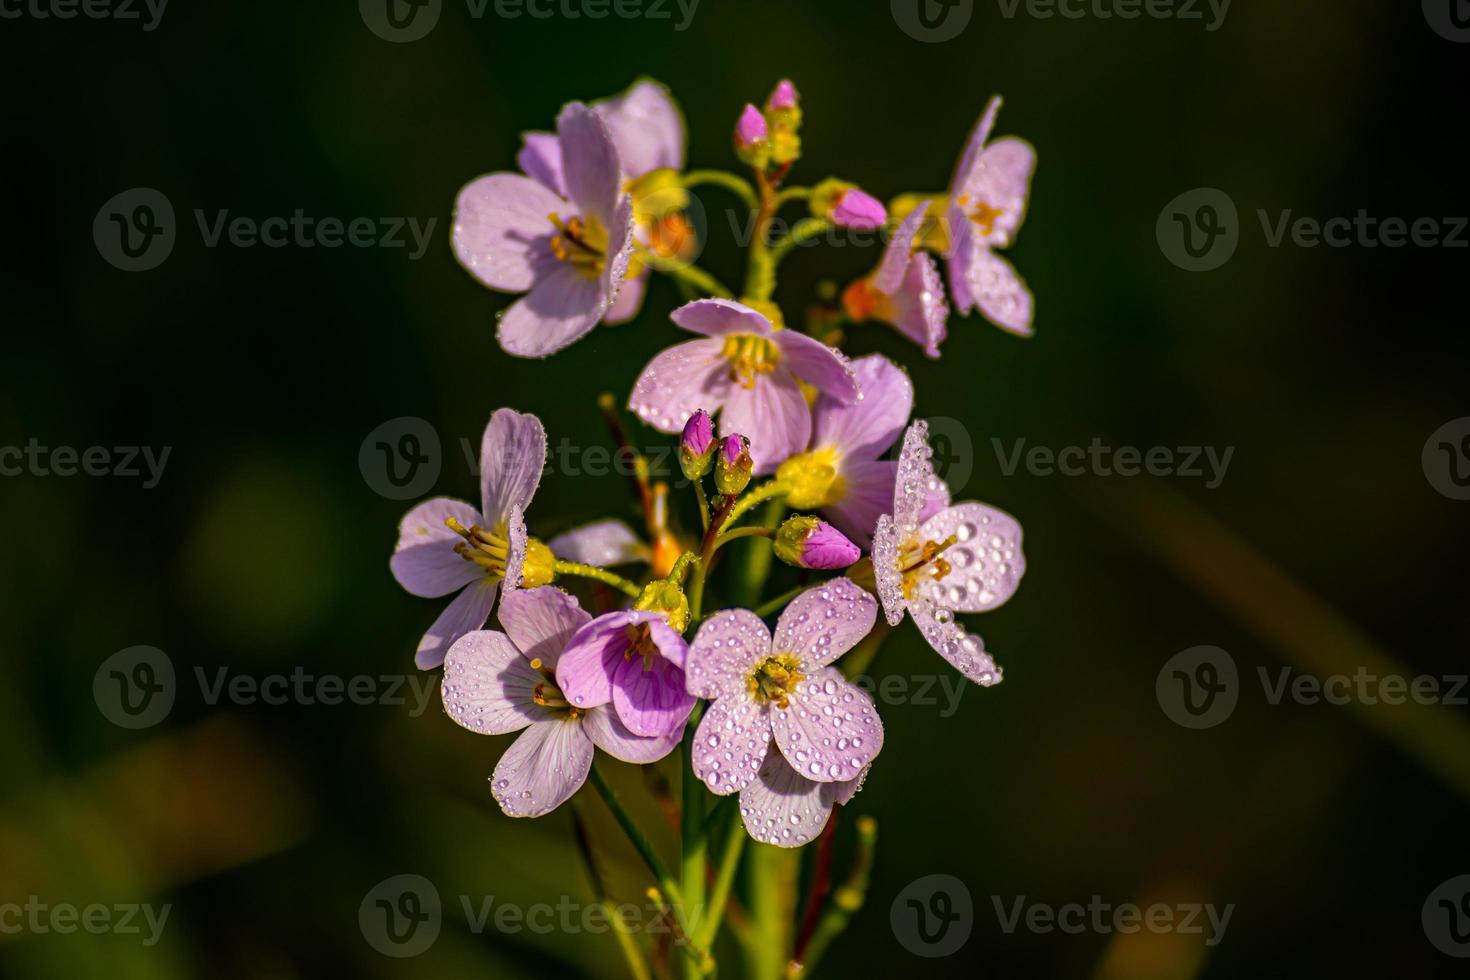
491,718 -> 595,818
874,202 -> 931,295
955,239 -> 1034,338
692,694 -> 771,795
441,630 -> 543,735
872,514 -> 908,626
391,497 -> 484,598
452,173 -> 565,292
812,355 -> 912,462
603,268 -> 648,325
612,644 -> 695,737
893,420 -> 949,533
772,331 -> 858,404
910,596 -> 1003,687
480,408 -> 547,526
594,78 -> 686,177
554,611 -> 637,709
496,261 -> 607,358
517,132 -> 567,198
498,586 -> 592,671
504,505 -> 528,590
628,337 -> 731,434
720,371 -> 811,476
670,298 -> 774,338
547,520 -> 648,568
887,253 -> 949,359
954,137 -> 1035,249
556,101 -> 622,227
948,95 -> 1003,199
769,668 -> 883,784
687,609 -> 772,699
415,577 -> 499,670
772,579 -> 878,672
917,503 -> 1026,613
824,458 -> 896,549
738,744 -> 865,847
600,193 -> 637,321
584,706 -> 682,764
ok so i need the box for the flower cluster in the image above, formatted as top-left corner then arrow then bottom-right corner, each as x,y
397,72 -> 1034,975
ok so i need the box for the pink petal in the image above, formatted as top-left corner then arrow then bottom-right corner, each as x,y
874,203 -> 931,295
954,137 -> 1035,248
491,718 -> 594,818
831,189 -> 887,230
451,173 -> 565,292
823,458 -> 896,549
769,668 -> 883,784
909,596 -> 1003,687
441,630 -> 543,735
391,497 -> 484,598
479,409 -> 546,526
772,579 -> 878,672
583,706 -> 682,764
603,268 -> 648,325
772,331 -> 858,404
556,101 -> 622,227
720,371 -> 812,476
599,193 -> 637,321
496,261 -> 607,358
517,132 -> 567,198
886,253 -> 948,359
872,514 -> 908,627
892,420 -> 949,533
686,609 -> 771,699
498,586 -> 592,671
504,505 -> 529,589
670,298 -> 774,338
415,577 -> 499,670
917,503 -> 1026,613
691,694 -> 772,795
812,355 -> 912,461
628,337 -> 730,434
547,520 -> 648,568
948,96 -> 1003,199
738,744 -> 864,848
554,611 -> 635,709
612,640 -> 695,737
594,79 -> 686,177
948,206 -> 1033,336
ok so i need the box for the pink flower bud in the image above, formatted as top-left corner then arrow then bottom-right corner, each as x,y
767,80 -> 799,112
680,410 -> 716,480
774,516 -> 861,570
831,188 -> 887,230
735,104 -> 769,148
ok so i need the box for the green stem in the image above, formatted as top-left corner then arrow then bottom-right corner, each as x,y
769,218 -> 832,267
738,499 -> 785,607
773,186 -> 813,210
680,707 -> 708,979
748,844 -> 796,980
713,526 -> 773,550
721,481 -> 790,532
654,259 -> 734,299
791,817 -> 878,977
588,764 -> 684,909
554,561 -> 642,598
683,169 -> 758,210
744,171 -> 779,301
695,803 -> 747,949
693,479 -> 711,531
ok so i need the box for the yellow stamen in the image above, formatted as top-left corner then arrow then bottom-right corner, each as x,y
721,334 -> 781,389
747,654 -> 805,710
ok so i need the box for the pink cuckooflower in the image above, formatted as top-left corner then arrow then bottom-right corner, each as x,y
684,578 -> 883,845
775,354 -> 913,547
391,409 -> 549,670
843,202 -> 949,358
442,587 -> 681,818
517,79 -> 689,325
452,102 -> 636,358
556,610 -> 696,738
873,420 -> 1026,686
628,299 -> 859,474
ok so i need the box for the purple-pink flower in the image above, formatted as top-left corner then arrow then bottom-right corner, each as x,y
873,420 -> 1026,686
391,409 -> 548,670
441,587 -> 681,818
452,102 -> 636,358
829,188 -> 887,230
774,517 -> 861,570
684,579 -> 883,845
556,610 -> 696,737
843,202 -> 949,358
629,299 -> 859,474
776,354 -> 913,547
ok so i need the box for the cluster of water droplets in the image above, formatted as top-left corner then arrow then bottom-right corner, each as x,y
772,579 -> 875,669
771,669 -> 882,783
695,695 -> 771,794
914,505 -> 1024,613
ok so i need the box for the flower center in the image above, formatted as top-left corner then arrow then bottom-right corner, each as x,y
528,657 -> 582,719
548,213 -> 609,279
897,534 -> 960,601
955,193 -> 1003,237
776,446 -> 846,509
747,654 -> 805,709
722,334 -> 781,389
623,623 -> 664,672
841,279 -> 895,325
443,516 -> 554,587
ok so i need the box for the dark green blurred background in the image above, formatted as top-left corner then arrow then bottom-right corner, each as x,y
3,0 -> 1468,976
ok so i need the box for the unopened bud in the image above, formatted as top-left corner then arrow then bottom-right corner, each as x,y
680,410 -> 716,480
714,434 -> 753,495
774,516 -> 861,570
734,104 -> 771,168
813,179 -> 887,230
